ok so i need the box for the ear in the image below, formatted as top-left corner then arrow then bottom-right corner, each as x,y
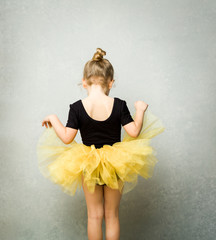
82,78 -> 87,88
108,79 -> 115,89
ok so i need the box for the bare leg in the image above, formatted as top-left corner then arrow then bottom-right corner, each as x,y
104,182 -> 123,240
82,175 -> 104,240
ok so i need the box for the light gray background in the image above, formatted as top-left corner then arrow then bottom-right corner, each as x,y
1,0 -> 216,239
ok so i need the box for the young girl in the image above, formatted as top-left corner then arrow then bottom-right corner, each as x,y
37,48 -> 165,240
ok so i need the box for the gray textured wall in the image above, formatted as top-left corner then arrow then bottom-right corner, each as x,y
1,0 -> 216,239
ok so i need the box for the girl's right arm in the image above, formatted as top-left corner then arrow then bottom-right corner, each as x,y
123,101 -> 148,138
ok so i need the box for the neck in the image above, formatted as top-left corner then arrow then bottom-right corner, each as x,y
86,84 -> 109,98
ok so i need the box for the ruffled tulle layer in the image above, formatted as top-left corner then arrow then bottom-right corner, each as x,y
36,109 -> 165,196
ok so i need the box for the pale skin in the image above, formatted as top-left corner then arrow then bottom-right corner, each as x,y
41,77 -> 148,240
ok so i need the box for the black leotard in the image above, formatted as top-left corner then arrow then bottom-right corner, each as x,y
65,97 -> 134,148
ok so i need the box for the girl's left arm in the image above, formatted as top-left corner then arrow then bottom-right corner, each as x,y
42,114 -> 78,144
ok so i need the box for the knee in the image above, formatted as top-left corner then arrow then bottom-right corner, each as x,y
88,207 -> 104,220
104,206 -> 119,220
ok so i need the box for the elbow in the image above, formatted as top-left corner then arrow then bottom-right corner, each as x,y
133,132 -> 139,138
132,124 -> 142,138
61,132 -> 69,144
61,133 -> 71,144
63,127 -> 77,144
123,122 -> 141,138
129,129 -> 139,138
63,137 -> 73,144
59,137 -> 68,144
63,139 -> 69,144
63,135 -> 76,144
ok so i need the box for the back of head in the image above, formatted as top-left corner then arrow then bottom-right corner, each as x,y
82,48 -> 114,94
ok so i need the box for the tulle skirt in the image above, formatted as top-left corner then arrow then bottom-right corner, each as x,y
36,109 -> 165,196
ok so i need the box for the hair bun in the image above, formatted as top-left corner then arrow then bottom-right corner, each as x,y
92,48 -> 106,61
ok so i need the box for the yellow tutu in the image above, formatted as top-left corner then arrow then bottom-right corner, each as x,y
36,109 -> 165,196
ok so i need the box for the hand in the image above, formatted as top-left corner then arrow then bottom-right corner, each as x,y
134,100 -> 149,112
42,115 -> 53,128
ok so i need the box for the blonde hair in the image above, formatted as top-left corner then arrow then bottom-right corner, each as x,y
79,48 -> 114,94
